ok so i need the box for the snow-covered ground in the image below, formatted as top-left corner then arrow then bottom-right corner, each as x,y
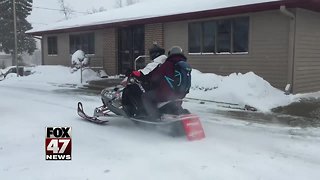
1,66 -> 320,179
1,66 -> 101,85
188,70 -> 296,112
0,65 -> 301,111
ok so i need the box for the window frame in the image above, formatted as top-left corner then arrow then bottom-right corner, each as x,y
188,22 -> 202,53
232,17 -> 250,53
216,19 -> 232,54
188,16 -> 250,55
69,33 -> 95,55
202,20 -> 216,53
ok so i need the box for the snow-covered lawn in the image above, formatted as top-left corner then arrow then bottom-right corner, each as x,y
1,65 -> 302,111
1,66 -> 320,179
188,69 -> 296,112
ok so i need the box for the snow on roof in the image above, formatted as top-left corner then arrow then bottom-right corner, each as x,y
27,0 -> 280,34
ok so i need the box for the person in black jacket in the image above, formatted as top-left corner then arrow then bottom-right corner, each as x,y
121,44 -> 166,117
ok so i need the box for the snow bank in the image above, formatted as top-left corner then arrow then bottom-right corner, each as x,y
1,65 -> 101,85
0,65 -> 301,111
188,69 -> 294,112
0,66 -> 16,75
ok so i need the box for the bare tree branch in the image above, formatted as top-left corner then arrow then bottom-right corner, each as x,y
115,0 -> 139,8
87,7 -> 107,14
115,0 -> 123,8
57,0 -> 73,20
126,0 -> 139,6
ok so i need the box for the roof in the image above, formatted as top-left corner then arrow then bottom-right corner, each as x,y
27,0 -> 320,36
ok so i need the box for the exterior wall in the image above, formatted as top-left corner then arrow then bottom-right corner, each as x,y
42,30 -> 106,67
43,33 -> 69,66
103,28 -> 118,75
293,9 -> 320,93
164,10 -> 291,90
145,23 -> 164,57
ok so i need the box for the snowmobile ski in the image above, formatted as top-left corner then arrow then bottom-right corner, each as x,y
77,102 -> 109,124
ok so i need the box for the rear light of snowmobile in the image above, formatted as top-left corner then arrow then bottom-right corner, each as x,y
181,114 -> 205,141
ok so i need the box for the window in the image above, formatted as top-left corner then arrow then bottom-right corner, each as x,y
202,21 -> 216,53
188,22 -> 202,53
188,17 -> 249,54
47,36 -> 57,55
69,33 -> 95,54
217,20 -> 231,53
233,17 -> 249,53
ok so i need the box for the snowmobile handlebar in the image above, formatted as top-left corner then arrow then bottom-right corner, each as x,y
127,76 -> 146,93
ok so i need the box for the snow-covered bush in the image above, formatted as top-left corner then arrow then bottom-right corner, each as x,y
71,50 -> 89,69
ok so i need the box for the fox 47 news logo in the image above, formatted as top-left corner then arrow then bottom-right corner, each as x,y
45,127 -> 72,160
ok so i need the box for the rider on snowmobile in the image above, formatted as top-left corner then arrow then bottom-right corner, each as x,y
121,44 -> 167,117
138,44 -> 167,77
141,46 -> 189,121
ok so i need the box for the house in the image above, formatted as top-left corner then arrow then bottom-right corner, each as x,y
27,0 -> 320,93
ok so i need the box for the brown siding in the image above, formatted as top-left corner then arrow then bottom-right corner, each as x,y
144,23 -> 164,61
293,9 -> 320,93
103,28 -> 118,75
164,10 -> 290,90
43,30 -> 106,68
43,33 -> 70,66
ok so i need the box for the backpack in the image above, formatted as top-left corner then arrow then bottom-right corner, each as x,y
173,61 -> 192,94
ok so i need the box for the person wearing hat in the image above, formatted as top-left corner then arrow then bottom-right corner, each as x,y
130,44 -> 167,78
122,44 -> 167,117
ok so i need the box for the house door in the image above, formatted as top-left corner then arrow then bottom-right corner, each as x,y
118,26 -> 145,74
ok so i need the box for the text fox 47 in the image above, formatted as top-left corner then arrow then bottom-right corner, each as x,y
45,127 -> 72,160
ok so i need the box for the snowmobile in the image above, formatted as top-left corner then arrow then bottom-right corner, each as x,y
77,76 -> 205,141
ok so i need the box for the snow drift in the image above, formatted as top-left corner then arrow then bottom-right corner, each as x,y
0,65 -> 298,111
1,65 -> 101,85
188,69 -> 294,112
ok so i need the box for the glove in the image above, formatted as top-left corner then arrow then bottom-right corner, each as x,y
131,71 -> 141,77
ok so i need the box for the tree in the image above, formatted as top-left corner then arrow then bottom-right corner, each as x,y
115,0 -> 139,8
115,0 -> 123,8
57,0 -> 73,20
126,0 -> 139,6
87,7 -> 107,14
0,0 -> 36,61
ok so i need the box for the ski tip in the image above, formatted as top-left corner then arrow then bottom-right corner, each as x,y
78,101 -> 82,107
77,102 -> 83,111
